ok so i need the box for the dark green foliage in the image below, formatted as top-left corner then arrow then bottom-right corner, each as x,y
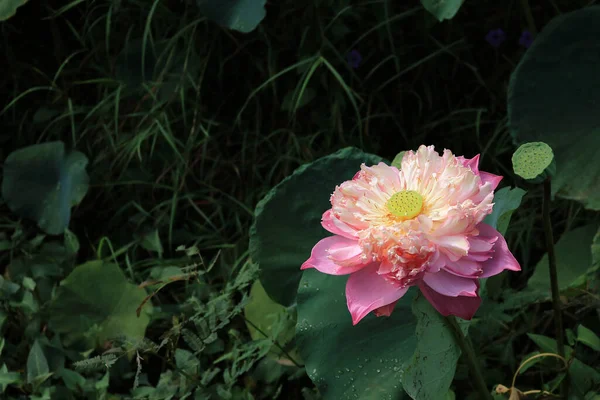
0,0 -> 598,399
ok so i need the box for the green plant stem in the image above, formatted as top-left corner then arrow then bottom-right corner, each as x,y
446,316 -> 492,400
542,179 -> 564,358
542,178 -> 567,397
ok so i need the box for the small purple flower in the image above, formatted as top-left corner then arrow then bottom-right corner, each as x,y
346,49 -> 362,69
519,30 -> 534,48
485,29 -> 506,48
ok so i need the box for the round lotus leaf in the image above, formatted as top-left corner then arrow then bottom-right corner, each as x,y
391,151 -> 407,169
420,0 -> 464,21
297,270 -> 416,400
482,187 -> 527,236
508,6 -> 600,209
527,224 -> 599,295
512,142 -> 555,183
249,147 -> 383,306
49,261 -> 152,349
0,0 -> 29,21
2,141 -> 89,235
196,0 -> 266,33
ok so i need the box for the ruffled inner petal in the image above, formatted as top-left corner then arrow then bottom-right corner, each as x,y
321,209 -> 359,239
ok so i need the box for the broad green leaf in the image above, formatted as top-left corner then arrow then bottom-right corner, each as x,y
64,229 -> 80,255
59,369 -> 86,391
569,360 -> 600,397
0,0 -> 28,21
508,7 -> 600,210
136,229 -> 164,256
22,276 -> 36,291
420,0 -> 464,21
0,276 -> 20,296
391,151 -> 407,169
49,261 -> 151,348
403,295 -> 468,400
483,187 -> 527,235
0,364 -> 20,393
527,333 -> 573,356
249,147 -> 383,306
243,280 -> 300,362
95,371 -> 110,393
196,0 -> 266,33
576,325 -> 600,351
26,340 -> 50,384
527,224 -> 599,295
39,335 -> 66,375
2,141 -> 89,235
297,269 -> 415,400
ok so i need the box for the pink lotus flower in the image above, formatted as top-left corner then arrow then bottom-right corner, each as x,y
301,145 -> 520,324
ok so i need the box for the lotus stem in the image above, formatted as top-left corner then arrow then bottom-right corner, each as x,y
447,316 -> 492,400
542,178 -> 567,396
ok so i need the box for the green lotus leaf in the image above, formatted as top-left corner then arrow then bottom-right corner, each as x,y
297,270 -> 415,400
249,147 -> 383,306
508,7 -> 600,209
49,261 -> 152,349
527,224 -> 599,295
0,0 -> 28,21
2,141 -> 89,235
196,0 -> 266,33
420,0 -> 464,21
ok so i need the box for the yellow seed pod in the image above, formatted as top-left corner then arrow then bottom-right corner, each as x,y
512,142 -> 555,183
386,190 -> 423,219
